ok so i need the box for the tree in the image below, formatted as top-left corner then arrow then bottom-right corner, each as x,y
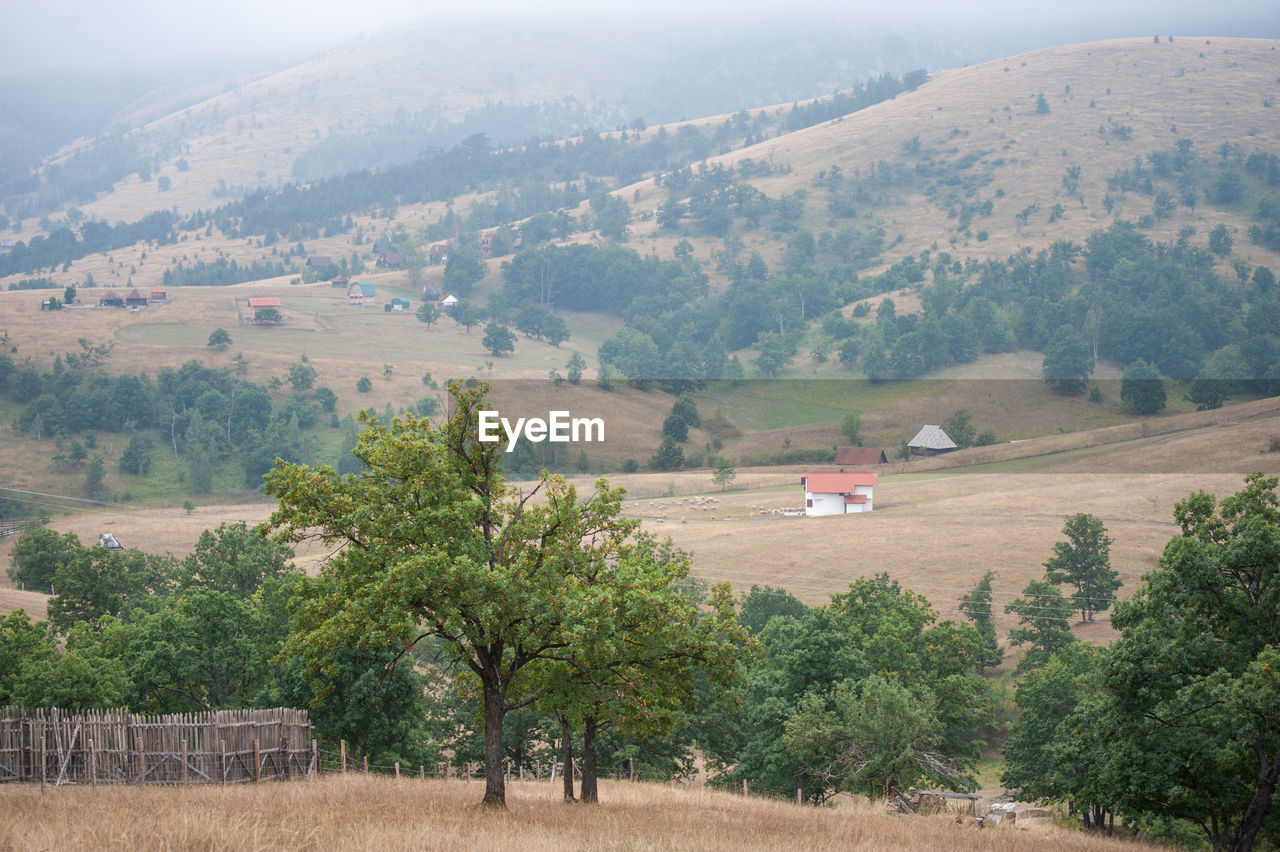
712,458 -> 737,490
444,247 -> 486,293
1043,513 -> 1120,623
1210,223 -> 1234,256
1067,474 -> 1280,851
449,301 -> 484,333
416,303 -> 441,327
958,570 -> 1002,670
8,525 -> 82,591
481,322 -> 516,356
1042,325 -> 1094,395
264,384 -> 685,808
1005,580 -> 1076,673
648,437 -> 684,471
737,585 -> 808,635
1120,358 -> 1166,415
47,547 -> 175,633
840,412 -> 862,446
287,362 -> 317,392
253,307 -> 282,324
566,352 -> 586,385
356,376 -> 372,393
941,409 -> 977,449
785,675 -> 967,797
662,413 -> 689,442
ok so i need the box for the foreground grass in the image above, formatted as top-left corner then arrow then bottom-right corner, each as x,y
0,774 -> 1165,851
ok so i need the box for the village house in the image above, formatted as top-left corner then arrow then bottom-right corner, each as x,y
907,425 -> 958,458
248,297 -> 281,321
420,283 -> 441,302
348,281 -> 376,306
330,275 -> 349,289
149,286 -> 167,303
800,470 -> 877,516
429,242 -> 450,265
98,290 -> 123,307
441,294 -> 458,309
307,256 -> 333,269
834,447 -> 888,465
377,252 -> 404,269
125,288 -> 148,308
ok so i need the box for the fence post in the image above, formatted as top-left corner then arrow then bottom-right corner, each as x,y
137,735 -> 146,786
40,733 -> 46,795
743,779 -> 749,796
339,740 -> 347,773
280,735 -> 288,780
419,765 -> 424,780
395,762 -> 400,780
220,739 -> 227,786
89,737 -> 97,790
362,755 -> 368,775
312,739 -> 318,779
181,739 -> 188,786
253,739 -> 260,783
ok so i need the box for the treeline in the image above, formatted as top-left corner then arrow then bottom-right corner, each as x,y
0,350 -> 336,494
0,210 -> 178,278
161,257 -> 290,287
783,70 -> 928,131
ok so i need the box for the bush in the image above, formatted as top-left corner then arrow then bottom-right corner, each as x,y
357,377 -> 372,393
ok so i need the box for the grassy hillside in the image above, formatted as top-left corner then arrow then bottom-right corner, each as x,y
0,772 -> 1166,851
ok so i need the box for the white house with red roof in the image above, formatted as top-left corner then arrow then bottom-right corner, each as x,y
801,470 -> 878,517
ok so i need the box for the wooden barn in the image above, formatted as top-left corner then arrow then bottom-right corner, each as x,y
248,297 -> 281,321
98,291 -> 123,307
834,447 -> 888,465
149,286 -> 167,303
348,281 -> 376,306
908,425 -> 958,458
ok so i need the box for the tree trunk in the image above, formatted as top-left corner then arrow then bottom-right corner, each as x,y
580,716 -> 599,804
1230,731 -> 1280,852
558,712 -> 575,803
480,671 -> 506,808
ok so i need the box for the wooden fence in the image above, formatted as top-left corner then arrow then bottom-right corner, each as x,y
0,518 -> 48,540
0,707 -> 314,787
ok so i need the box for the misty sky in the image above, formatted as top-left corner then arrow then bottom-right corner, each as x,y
2,0 -> 1277,74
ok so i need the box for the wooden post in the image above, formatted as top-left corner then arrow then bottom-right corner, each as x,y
181,739 -> 188,786
419,765 -> 424,780
312,739 -> 318,779
280,736 -> 288,780
362,755 -> 368,775
394,762 -> 400,779
137,735 -> 146,786
743,779 -> 749,797
339,740 -> 347,773
89,738 -> 97,790
252,739 -> 260,783
220,739 -> 227,785
40,733 -> 46,794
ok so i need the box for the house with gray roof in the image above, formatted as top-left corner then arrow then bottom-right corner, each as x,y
907,425 -> 957,458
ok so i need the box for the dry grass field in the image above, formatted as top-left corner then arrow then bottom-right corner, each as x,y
0,773 -> 1166,851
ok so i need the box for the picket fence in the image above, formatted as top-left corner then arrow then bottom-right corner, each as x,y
0,707 -> 314,787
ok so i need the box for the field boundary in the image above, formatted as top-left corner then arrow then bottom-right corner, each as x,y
0,706 -> 312,787
888,396 -> 1280,474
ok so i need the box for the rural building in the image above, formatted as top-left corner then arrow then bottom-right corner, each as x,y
149,286 -> 166,303
248,297 -> 281,321
125,288 -> 148,308
0,240 -> 12,255
835,447 -> 888,465
307,256 -> 333,269
377,252 -> 404,269
429,242 -> 450,265
478,232 -> 494,257
801,470 -> 877,516
388,297 -> 411,311
348,281 -> 376,306
330,275 -> 348,289
441,294 -> 458,309
421,283 -> 441,302
99,291 -> 123,307
908,425 -> 958,458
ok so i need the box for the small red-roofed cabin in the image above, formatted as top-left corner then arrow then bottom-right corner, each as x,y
99,291 -> 123,307
248,297 -> 281,321
801,470 -> 878,516
125,288 -> 148,307
834,447 -> 888,465
149,286 -> 167,303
